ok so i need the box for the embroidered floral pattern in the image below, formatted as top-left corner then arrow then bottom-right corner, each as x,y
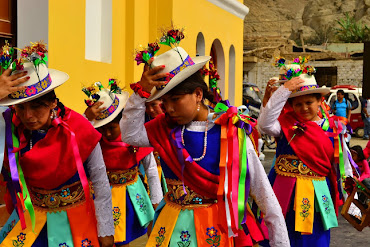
95,96 -> 119,120
155,227 -> 166,247
81,238 -> 93,247
300,198 -> 311,221
112,206 -> 122,227
59,243 -> 69,247
12,233 -> 26,247
3,219 -> 16,238
206,227 -> 221,246
136,193 -> 147,214
322,195 -> 330,215
61,188 -> 71,197
9,74 -> 52,99
177,230 -> 191,247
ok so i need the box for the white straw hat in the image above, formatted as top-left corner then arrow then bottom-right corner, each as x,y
147,46 -> 211,102
0,62 -> 69,106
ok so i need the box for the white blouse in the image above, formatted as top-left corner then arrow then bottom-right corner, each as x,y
120,93 -> 290,247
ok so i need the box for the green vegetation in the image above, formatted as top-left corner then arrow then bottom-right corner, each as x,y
335,13 -> 370,43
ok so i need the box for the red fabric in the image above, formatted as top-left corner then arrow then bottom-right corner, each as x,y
279,111 -> 334,175
278,110 -> 340,214
15,108 -> 101,189
100,135 -> 153,170
358,159 -> 370,181
363,140 -> 370,159
145,114 -> 219,199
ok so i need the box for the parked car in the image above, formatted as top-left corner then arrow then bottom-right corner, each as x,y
327,85 -> 364,137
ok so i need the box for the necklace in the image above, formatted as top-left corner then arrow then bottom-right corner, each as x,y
30,138 -> 33,150
181,120 -> 209,162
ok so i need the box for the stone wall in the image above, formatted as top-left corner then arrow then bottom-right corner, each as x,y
244,59 -> 363,93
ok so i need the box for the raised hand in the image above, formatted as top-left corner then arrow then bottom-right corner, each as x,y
138,59 -> 168,93
0,68 -> 28,100
84,101 -> 106,121
283,77 -> 305,92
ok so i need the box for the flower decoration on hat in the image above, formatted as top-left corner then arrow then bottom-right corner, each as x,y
273,56 -> 286,68
19,41 -> 48,80
159,25 -> 186,62
278,56 -> 315,80
0,41 -> 24,74
134,42 -> 160,65
159,25 -> 185,48
82,79 -> 122,107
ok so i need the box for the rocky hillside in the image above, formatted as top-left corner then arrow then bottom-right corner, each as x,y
244,0 -> 370,50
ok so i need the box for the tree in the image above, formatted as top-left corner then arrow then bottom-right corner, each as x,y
335,13 -> 370,43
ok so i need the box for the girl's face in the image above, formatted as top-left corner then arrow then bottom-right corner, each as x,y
97,121 -> 121,141
161,89 -> 202,125
350,150 -> 359,163
291,95 -> 321,121
145,99 -> 164,119
14,99 -> 57,130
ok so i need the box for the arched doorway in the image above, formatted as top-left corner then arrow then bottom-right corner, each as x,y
228,45 -> 236,105
196,32 -> 205,56
210,39 -> 225,99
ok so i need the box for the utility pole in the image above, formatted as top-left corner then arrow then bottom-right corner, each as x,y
363,42 -> 370,98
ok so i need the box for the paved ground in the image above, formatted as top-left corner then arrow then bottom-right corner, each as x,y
132,138 -> 370,247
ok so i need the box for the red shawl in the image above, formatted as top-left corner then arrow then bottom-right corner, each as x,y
100,136 -> 153,171
145,114 -> 219,198
16,107 -> 101,189
278,110 -> 339,213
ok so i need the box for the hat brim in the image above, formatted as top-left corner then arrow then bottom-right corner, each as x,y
0,69 -> 69,106
146,55 -> 211,102
92,92 -> 129,128
289,87 -> 331,98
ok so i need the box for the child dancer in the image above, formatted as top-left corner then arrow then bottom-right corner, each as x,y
83,81 -> 163,246
120,31 -> 289,247
258,57 -> 353,247
0,42 -> 114,246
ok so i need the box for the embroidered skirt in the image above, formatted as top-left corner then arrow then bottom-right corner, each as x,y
146,179 -> 266,247
263,154 -> 337,247
0,181 -> 99,247
108,166 -> 155,244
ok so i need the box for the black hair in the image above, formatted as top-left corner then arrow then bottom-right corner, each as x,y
288,93 -> 322,105
350,145 -> 366,162
111,110 -> 123,124
337,89 -> 345,95
33,90 -> 66,117
167,71 -> 215,104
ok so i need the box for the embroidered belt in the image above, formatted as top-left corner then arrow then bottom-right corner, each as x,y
275,154 -> 325,181
164,179 -> 217,209
29,181 -> 86,211
107,166 -> 138,185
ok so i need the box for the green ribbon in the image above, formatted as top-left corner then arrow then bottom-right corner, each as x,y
11,123 -> 36,231
214,102 -> 229,114
237,129 -> 247,228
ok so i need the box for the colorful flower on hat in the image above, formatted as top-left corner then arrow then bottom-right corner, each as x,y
134,42 -> 160,65
274,56 -> 286,67
159,25 -> 185,48
25,86 -> 37,96
303,65 -> 316,76
0,41 -> 24,73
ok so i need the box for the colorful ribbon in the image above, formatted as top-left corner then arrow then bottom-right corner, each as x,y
0,107 -> 7,172
4,109 -> 35,230
51,117 -> 93,214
